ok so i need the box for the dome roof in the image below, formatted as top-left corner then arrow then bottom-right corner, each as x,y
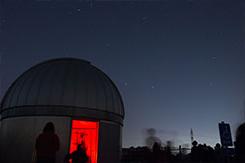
0,58 -> 124,122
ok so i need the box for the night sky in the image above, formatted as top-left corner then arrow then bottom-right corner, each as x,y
0,0 -> 245,148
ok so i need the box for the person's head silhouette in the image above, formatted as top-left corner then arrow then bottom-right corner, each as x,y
43,122 -> 55,133
77,144 -> 82,150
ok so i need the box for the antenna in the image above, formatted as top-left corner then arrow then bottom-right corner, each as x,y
190,128 -> 194,144
0,52 -> 2,114
0,52 -> 2,98
0,0 -> 4,102
243,100 -> 245,122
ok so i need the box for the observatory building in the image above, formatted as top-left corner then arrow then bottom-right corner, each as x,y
0,58 -> 125,163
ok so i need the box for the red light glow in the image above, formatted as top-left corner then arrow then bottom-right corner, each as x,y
69,120 -> 99,163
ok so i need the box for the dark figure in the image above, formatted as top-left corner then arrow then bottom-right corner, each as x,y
191,140 -> 199,162
165,141 -> 173,162
35,122 -> 60,163
65,144 -> 89,163
152,142 -> 162,163
235,123 -> 245,163
145,128 -> 161,149
214,143 -> 224,163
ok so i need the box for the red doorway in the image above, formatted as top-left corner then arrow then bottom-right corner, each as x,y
69,120 -> 99,163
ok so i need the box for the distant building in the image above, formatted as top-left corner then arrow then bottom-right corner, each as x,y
0,58 -> 125,163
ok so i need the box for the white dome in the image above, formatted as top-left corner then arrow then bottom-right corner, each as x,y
0,58 -> 124,122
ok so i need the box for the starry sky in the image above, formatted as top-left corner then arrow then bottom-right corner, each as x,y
0,0 -> 245,148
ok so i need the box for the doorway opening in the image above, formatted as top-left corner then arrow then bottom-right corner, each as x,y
69,120 -> 99,163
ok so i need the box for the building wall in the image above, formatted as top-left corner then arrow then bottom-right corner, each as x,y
0,116 -> 71,163
0,116 -> 123,163
98,120 -> 122,163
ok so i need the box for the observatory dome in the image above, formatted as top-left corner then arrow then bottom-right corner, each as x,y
0,58 -> 124,123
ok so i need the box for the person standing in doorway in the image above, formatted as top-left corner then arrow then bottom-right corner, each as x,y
64,144 -> 89,163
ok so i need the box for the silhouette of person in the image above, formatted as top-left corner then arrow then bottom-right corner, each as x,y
191,140 -> 199,162
65,144 -> 89,163
152,142 -> 163,163
35,122 -> 60,163
145,128 -> 161,149
235,123 -> 245,163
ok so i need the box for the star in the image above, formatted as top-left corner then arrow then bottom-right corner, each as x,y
141,16 -> 149,21
140,16 -> 150,24
211,56 -> 217,63
105,43 -> 111,48
68,11 -> 73,15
